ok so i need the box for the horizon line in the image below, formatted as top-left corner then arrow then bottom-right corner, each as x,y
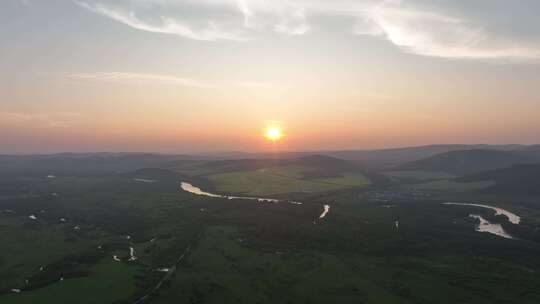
1,143 -> 537,156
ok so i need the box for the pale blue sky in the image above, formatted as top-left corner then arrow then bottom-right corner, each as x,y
1,0 -> 539,153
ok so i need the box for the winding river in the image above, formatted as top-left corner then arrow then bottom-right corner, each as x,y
180,182 -> 330,222
181,183 -> 525,238
468,215 -> 513,239
443,202 -> 520,224
319,205 -> 330,219
443,202 -> 521,239
180,182 -> 302,205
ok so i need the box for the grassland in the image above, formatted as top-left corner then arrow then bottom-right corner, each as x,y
383,170 -> 457,181
0,260 -> 139,304
317,173 -> 372,186
152,226 -> 406,304
206,166 -> 371,196
408,180 -> 495,192
1,160 -> 540,304
151,223 -> 540,304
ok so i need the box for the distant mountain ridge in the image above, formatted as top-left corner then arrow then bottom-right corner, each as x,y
200,155 -> 359,173
2,144 -> 539,175
324,144 -> 533,168
0,153 -> 201,177
395,149 -> 535,175
203,144 -> 537,169
460,164 -> 540,195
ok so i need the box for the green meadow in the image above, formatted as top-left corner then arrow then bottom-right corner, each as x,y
0,260 -> 139,304
1,155 -> 540,304
206,169 -> 371,196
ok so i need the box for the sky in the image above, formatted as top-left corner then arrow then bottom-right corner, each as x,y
1,0 -> 540,153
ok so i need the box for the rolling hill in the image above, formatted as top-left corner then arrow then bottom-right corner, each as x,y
176,155 -> 372,196
395,149 -> 534,175
460,164 -> 540,195
0,153 -> 202,177
207,144 -> 534,169
197,155 -> 360,175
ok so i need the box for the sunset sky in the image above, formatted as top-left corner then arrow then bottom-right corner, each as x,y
1,0 -> 540,153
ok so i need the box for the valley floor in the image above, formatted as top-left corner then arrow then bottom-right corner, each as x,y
1,169 -> 540,303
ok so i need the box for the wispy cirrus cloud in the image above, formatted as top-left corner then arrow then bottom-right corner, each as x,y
75,0 -> 320,41
68,72 -> 279,89
0,112 -> 82,128
356,0 -> 540,60
75,1 -> 247,41
75,0 -> 540,61
68,72 -> 219,88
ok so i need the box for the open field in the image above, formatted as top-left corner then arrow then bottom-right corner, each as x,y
407,180 -> 495,192
383,170 -> 457,181
152,226 -> 407,304
1,157 -> 540,303
0,216 -> 102,291
0,260 -> 140,304
5,1 -> 540,302
206,169 -> 371,196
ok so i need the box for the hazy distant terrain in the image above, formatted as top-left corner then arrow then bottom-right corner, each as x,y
1,146 -> 540,303
175,155 -> 372,196
4,0 -> 540,302
396,149 -> 533,175
460,164 -> 540,195
206,144 -> 540,169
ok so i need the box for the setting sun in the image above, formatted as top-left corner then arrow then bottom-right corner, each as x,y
265,126 -> 283,142
2,1 -> 540,303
